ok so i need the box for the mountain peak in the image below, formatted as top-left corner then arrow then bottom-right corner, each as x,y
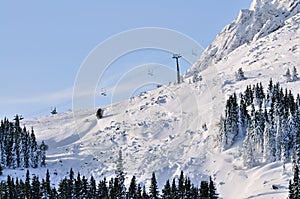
250,0 -> 300,11
186,0 -> 300,76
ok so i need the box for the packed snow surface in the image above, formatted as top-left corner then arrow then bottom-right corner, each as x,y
3,1 -> 300,198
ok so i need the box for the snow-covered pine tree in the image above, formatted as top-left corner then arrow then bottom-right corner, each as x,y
244,85 -> 254,106
116,149 -> 126,198
127,176 -> 137,199
39,141 -> 47,167
263,109 -> 275,163
22,129 -> 30,168
13,115 -> 22,168
162,179 -> 171,199
293,109 -> 300,167
286,68 -> 292,82
30,129 -> 38,168
88,175 -> 97,198
292,165 -> 300,198
292,66 -> 298,82
200,181 -> 209,198
209,176 -> 218,199
235,67 -> 246,81
238,96 -> 249,136
223,93 -> 239,149
242,129 -> 255,168
149,172 -> 159,199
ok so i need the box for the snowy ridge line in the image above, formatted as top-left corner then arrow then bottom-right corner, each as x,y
186,0 -> 300,76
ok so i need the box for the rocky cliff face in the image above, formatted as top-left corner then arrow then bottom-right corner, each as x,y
185,0 -> 300,76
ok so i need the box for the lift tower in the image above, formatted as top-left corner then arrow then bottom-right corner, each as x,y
172,54 -> 182,84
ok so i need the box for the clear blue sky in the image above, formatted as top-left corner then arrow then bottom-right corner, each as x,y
0,0 -> 252,119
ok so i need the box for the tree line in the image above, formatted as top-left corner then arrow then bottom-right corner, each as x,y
218,79 -> 300,168
0,150 -> 218,198
0,115 -> 47,169
0,169 -> 218,199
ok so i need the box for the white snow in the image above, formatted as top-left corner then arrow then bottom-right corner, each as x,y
2,1 -> 300,199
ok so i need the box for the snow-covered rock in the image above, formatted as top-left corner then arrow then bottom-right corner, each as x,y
186,0 -> 300,76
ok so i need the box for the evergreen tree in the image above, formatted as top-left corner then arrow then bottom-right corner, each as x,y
292,66 -> 298,81
30,128 -> 38,168
200,181 -> 209,199
74,172 -> 82,198
81,175 -> 88,198
25,169 -> 31,199
235,67 -> 246,81
98,178 -> 108,199
242,128 -> 255,168
40,141 -> 47,167
116,149 -> 126,198
289,180 -> 294,199
88,175 -> 97,199
45,169 -> 51,197
161,179 -> 171,199
142,185 -> 149,199
22,130 -> 30,168
128,175 -> 137,199
51,187 -> 58,199
171,178 -> 178,199
31,175 -> 41,199
184,177 -> 192,199
149,172 -> 159,199
239,96 -> 249,136
58,178 -> 68,199
178,171 -> 185,198
137,184 -> 143,199
286,68 -> 292,82
292,165 -> 299,198
67,168 -> 74,198
209,176 -> 218,199
223,93 -> 239,148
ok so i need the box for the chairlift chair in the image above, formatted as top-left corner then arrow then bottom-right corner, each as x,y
51,107 -> 57,115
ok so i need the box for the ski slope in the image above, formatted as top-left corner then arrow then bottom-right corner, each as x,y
3,1 -> 300,198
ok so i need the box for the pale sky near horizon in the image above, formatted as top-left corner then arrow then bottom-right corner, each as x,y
0,1 -> 252,119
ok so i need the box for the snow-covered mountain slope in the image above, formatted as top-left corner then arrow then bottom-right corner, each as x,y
186,0 -> 300,76
5,2 -> 300,199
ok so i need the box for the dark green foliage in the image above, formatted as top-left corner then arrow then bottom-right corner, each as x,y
178,171 -> 185,198
88,175 -> 97,198
171,178 -> 178,199
98,177 -> 109,198
0,116 -> 46,169
161,171 -> 217,199
162,179 -> 171,199
137,184 -> 142,199
149,172 -> 159,199
128,175 -> 137,199
31,175 -> 41,199
142,185 -> 149,199
0,169 -> 219,199
220,81 -> 300,168
289,165 -> 300,199
116,149 -> 126,198
200,181 -> 209,199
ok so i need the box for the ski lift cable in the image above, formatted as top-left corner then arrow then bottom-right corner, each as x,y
95,50 -> 201,96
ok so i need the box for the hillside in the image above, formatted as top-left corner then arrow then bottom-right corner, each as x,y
186,0 -> 300,75
2,1 -> 300,198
